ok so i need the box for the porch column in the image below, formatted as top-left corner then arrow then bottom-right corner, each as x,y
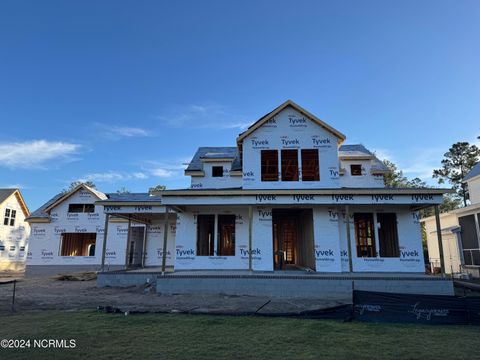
345,205 -> 353,273
248,205 -> 253,271
124,217 -> 132,269
161,206 -> 169,275
141,224 -> 148,268
100,214 -> 110,272
434,205 -> 446,276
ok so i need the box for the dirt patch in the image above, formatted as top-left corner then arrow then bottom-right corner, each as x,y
0,274 -> 347,315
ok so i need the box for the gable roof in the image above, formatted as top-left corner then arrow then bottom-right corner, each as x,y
0,189 -> 16,205
464,163 -> 480,182
43,184 -> 107,213
0,188 -> 29,217
185,147 -> 240,172
26,192 -> 64,221
236,100 -> 346,144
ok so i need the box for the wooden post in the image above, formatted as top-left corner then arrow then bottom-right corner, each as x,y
248,205 -> 253,272
161,206 -> 169,275
434,205 -> 446,276
100,214 -> 109,272
345,205 -> 353,273
124,217 -> 132,269
141,224 -> 148,268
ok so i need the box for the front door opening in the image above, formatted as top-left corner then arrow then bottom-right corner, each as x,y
127,226 -> 145,268
272,209 -> 315,271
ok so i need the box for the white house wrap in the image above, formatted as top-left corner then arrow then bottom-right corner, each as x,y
158,100 -> 449,274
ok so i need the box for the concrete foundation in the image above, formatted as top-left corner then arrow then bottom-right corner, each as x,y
97,271 -> 454,299
26,264 -> 125,277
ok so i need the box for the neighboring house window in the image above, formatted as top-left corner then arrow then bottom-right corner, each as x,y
212,166 -> 223,177
281,150 -> 299,181
9,246 -> 15,251
301,149 -> 320,181
19,246 -> 25,252
354,213 -> 376,257
197,215 -> 215,256
351,164 -> 362,176
459,215 -> 480,266
68,204 -> 95,213
377,213 -> 400,257
261,150 -> 279,181
4,208 -> 16,226
217,215 -> 235,256
60,233 -> 96,256
0,245 -> 4,251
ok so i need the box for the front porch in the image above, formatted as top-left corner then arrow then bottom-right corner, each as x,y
97,268 -> 454,299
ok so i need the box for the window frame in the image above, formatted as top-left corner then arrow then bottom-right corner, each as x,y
261,150 -> 279,182
60,232 -> 97,257
68,204 -> 95,213
217,214 -> 236,256
354,213 -> 376,258
3,208 -> 16,226
301,149 -> 320,181
196,214 -> 215,256
377,213 -> 400,257
196,214 -> 236,257
350,164 -> 363,176
281,149 -> 299,182
212,166 -> 224,178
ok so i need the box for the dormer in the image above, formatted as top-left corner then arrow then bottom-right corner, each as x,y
338,144 -> 388,188
185,147 -> 242,189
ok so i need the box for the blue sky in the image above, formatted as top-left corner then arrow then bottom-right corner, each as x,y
1,0 -> 479,211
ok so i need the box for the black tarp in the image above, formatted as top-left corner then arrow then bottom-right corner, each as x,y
353,290 -> 480,325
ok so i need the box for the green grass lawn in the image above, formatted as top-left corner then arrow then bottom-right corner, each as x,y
0,311 -> 479,360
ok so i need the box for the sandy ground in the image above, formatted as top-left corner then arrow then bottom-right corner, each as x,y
0,273 -> 348,315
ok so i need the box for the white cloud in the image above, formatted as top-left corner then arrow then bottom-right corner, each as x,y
142,158 -> 189,180
151,168 -> 174,178
94,123 -> 151,140
109,126 -> 150,137
0,140 -> 80,169
78,171 -> 149,183
0,184 -> 26,189
155,103 -> 251,130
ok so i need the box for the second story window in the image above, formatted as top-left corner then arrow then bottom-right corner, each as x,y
68,204 -> 95,213
301,149 -> 320,181
261,150 -> 279,181
212,166 -> 223,177
281,150 -> 299,181
4,208 -> 16,226
351,164 -> 362,176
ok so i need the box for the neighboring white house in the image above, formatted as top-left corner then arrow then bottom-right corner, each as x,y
422,162 -> 480,277
0,189 -> 30,271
